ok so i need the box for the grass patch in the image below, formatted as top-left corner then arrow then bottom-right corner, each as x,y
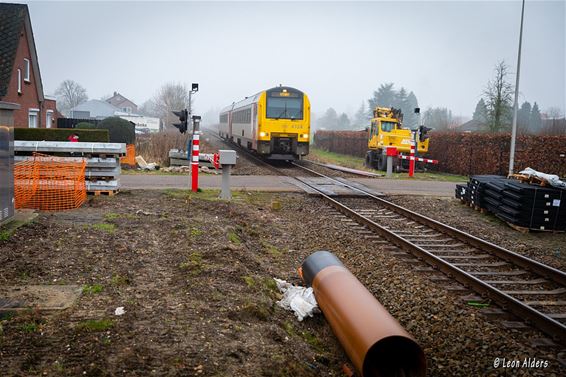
241,302 -> 271,321
104,212 -> 120,221
92,223 -> 116,233
309,146 -> 467,182
189,228 -> 203,237
227,230 -> 241,245
301,330 -> 325,351
243,275 -> 255,288
77,319 -> 113,332
82,284 -> 103,295
262,241 -> 282,257
309,146 -> 370,171
0,220 -> 27,241
0,230 -> 11,241
111,274 -> 130,286
179,252 -> 204,276
20,322 -> 39,333
282,321 -> 295,337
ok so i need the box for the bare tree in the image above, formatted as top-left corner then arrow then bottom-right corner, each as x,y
55,80 -> 88,114
149,82 -> 193,131
546,107 -> 563,119
541,106 -> 566,135
483,61 -> 514,132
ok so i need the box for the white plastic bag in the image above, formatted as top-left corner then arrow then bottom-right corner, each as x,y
274,278 -> 319,321
519,167 -> 566,189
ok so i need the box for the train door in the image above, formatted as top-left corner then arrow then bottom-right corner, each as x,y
228,111 -> 233,141
251,103 -> 257,150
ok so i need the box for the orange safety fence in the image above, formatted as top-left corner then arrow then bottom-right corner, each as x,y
120,144 -> 136,166
14,153 -> 87,211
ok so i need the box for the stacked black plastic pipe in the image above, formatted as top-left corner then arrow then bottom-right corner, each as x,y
456,175 -> 566,231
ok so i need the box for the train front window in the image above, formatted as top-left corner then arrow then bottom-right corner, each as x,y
380,121 -> 396,132
266,94 -> 303,120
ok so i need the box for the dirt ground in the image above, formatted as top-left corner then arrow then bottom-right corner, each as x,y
0,190 -> 564,376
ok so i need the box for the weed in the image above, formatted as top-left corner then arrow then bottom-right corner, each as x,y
20,322 -> 39,333
262,241 -> 282,257
101,336 -> 112,345
104,212 -> 120,221
301,330 -> 324,351
243,275 -> 255,288
179,252 -> 204,276
82,284 -> 103,295
242,302 -> 271,321
53,360 -> 64,372
227,231 -> 241,245
189,228 -> 203,237
111,274 -> 129,286
282,321 -> 295,337
92,223 -> 116,234
77,319 -> 113,332
262,278 -> 279,295
0,230 -> 10,241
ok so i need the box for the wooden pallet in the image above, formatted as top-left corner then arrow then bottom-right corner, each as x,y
505,221 -> 564,233
88,190 -> 118,197
509,174 -> 549,187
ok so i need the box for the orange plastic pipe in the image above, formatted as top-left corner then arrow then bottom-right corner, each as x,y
301,251 -> 426,377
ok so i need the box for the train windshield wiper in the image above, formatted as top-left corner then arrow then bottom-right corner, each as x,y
275,103 -> 287,119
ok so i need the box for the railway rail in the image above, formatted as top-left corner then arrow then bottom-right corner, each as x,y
291,162 -> 566,343
205,127 -> 566,342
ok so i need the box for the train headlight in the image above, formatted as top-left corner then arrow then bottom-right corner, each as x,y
259,132 -> 267,137
302,134 -> 309,139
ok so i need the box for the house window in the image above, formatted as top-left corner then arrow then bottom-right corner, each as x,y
28,109 -> 39,128
17,69 -> 22,94
23,58 -> 30,82
123,107 -> 132,113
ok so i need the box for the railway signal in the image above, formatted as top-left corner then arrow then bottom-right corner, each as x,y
418,125 -> 432,142
172,109 -> 188,134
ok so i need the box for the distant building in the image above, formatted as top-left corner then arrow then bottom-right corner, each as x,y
457,119 -> 485,132
106,92 -> 138,114
0,3 -> 58,128
69,99 -> 121,120
69,99 -> 160,133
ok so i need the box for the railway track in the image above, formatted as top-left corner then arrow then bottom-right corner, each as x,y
204,128 -> 566,342
291,162 -> 566,343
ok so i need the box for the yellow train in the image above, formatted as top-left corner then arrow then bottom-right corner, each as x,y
219,86 -> 310,160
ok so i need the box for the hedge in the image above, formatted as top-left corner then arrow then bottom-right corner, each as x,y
76,117 -> 135,144
427,132 -> 566,177
313,130 -> 566,177
14,127 -> 109,142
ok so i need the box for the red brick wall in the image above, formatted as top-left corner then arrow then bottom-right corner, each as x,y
314,130 -> 566,176
1,23 -> 54,128
44,98 -> 59,128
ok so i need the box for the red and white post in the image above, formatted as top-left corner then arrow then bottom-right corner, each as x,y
408,136 -> 416,177
191,133 -> 199,192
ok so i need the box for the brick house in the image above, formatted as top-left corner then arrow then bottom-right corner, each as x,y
106,92 -> 138,114
0,3 -> 59,128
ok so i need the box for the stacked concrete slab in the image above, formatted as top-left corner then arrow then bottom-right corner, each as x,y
14,141 -> 125,193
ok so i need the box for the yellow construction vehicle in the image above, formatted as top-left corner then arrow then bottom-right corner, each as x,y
365,107 -> 430,171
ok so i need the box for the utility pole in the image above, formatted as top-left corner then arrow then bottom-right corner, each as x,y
509,0 -> 525,176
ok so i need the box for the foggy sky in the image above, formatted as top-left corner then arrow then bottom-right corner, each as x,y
21,0 -> 566,119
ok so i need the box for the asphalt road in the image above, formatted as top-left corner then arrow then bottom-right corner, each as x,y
120,174 -> 463,196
